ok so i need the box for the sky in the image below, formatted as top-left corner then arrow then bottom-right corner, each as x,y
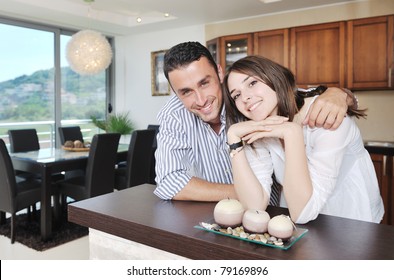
0,23 -> 69,83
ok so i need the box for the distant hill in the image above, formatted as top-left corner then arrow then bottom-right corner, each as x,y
0,66 -> 104,93
0,67 -> 106,122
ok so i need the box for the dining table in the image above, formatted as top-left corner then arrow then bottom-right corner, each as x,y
68,184 -> 394,259
10,144 -> 128,241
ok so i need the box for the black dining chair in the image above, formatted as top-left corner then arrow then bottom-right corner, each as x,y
54,133 -> 120,213
114,129 -> 156,190
8,129 -> 43,182
8,129 -> 40,153
8,129 -> 64,182
58,126 -> 84,145
147,125 -> 159,184
0,139 -> 42,244
58,126 -> 86,179
7,129 -> 64,216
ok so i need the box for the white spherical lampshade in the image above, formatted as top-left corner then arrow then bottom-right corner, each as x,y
66,30 -> 113,75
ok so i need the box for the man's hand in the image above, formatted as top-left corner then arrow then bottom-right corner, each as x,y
303,87 -> 348,130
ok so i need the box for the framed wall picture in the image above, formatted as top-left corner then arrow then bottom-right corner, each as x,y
151,49 -> 170,96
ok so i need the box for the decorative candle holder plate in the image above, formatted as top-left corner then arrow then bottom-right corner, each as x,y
194,221 -> 308,250
62,146 -> 90,152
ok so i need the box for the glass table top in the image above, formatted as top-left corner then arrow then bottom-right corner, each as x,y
10,144 -> 128,163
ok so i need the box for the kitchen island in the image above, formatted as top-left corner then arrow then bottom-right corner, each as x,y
68,184 -> 394,259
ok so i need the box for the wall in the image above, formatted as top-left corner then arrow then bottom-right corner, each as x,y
355,91 -> 394,141
114,25 -> 205,129
114,0 -> 394,141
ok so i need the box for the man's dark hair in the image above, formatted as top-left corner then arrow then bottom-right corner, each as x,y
163,41 -> 218,81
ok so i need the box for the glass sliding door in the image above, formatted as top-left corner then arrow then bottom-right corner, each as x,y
0,22 -> 55,148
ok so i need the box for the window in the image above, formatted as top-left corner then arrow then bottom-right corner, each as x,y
60,33 -> 109,142
0,17 -> 113,148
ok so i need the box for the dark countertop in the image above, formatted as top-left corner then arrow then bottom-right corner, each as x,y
68,184 -> 394,260
364,141 -> 394,155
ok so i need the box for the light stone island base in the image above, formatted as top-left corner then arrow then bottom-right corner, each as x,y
88,229 -> 189,260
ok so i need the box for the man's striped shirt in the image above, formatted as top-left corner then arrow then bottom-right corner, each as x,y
154,95 -> 233,199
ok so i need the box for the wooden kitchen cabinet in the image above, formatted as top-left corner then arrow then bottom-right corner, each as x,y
219,33 -> 253,71
347,15 -> 394,90
206,38 -> 219,64
253,29 -> 289,67
370,153 -> 393,225
290,22 -> 346,89
208,14 -> 393,90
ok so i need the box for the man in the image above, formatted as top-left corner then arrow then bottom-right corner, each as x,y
154,41 -> 355,201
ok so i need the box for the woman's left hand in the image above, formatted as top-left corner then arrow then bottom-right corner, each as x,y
227,116 -> 288,144
242,117 -> 302,144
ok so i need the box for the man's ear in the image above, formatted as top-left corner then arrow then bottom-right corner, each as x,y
217,64 -> 224,83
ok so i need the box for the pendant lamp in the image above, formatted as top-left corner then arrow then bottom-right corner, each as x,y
66,0 -> 113,75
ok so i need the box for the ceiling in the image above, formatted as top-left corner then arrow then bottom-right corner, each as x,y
0,0 -> 359,36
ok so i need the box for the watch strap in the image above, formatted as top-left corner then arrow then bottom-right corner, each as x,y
227,140 -> 243,151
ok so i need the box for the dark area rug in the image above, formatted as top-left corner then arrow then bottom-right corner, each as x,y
0,209 -> 88,251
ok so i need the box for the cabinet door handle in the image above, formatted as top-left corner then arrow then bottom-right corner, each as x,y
383,155 -> 387,176
389,68 -> 392,88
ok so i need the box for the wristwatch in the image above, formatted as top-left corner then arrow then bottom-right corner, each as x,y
227,140 -> 243,151
227,140 -> 244,158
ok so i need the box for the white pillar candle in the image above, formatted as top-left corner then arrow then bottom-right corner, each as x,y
242,209 -> 270,233
213,198 -> 245,228
268,215 -> 294,240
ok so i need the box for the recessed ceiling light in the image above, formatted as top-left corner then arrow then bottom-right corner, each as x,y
136,17 -> 142,23
164,13 -> 170,17
260,0 -> 282,3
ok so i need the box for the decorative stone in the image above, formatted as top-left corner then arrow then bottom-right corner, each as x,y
248,234 -> 256,240
274,241 -> 284,246
269,236 -> 277,242
259,235 -> 268,244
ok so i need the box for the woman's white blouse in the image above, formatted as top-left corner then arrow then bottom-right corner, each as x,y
244,115 -> 384,224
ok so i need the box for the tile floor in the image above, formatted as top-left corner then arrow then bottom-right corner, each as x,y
1,201 -> 90,259
0,233 -> 89,259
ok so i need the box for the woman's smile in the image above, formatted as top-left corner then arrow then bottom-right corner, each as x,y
247,100 -> 263,112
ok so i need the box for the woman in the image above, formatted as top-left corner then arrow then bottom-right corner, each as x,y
223,55 -> 384,224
